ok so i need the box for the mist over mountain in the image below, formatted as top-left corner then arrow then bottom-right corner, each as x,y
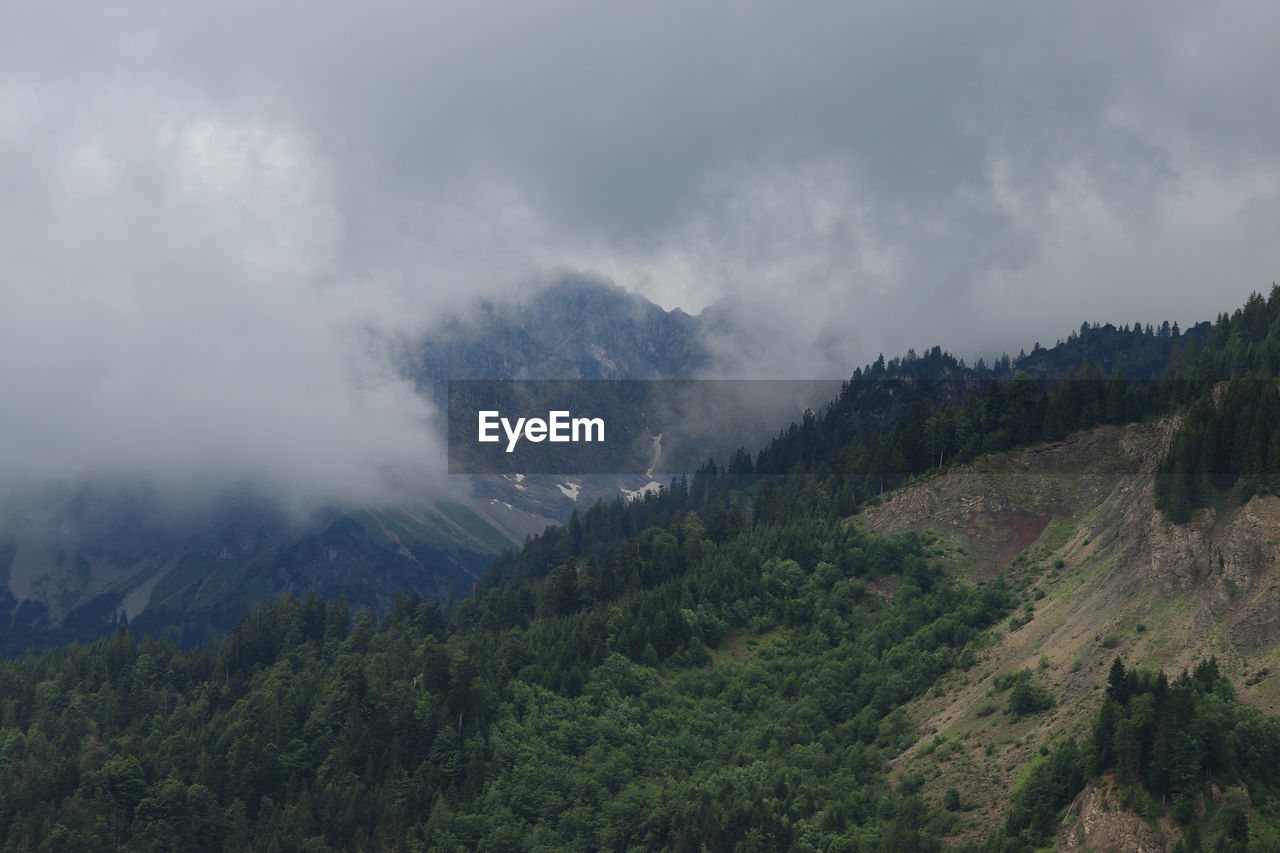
0,277 -> 720,650
414,277 -> 708,389
11,282 -> 1280,849
7,2 -> 1280,847
0,270 -> 1222,653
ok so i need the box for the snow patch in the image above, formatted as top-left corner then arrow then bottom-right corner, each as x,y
647,433 -> 663,478
557,481 -> 582,501
621,480 -> 662,501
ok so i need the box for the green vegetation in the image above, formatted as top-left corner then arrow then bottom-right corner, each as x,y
990,669 -> 1054,721
0,490 -> 1016,851
9,290 -> 1280,848
989,656 -> 1280,851
672,287 -> 1280,530
1154,289 -> 1280,521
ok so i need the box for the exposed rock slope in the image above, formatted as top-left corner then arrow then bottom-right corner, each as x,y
856,419 -> 1280,842
1056,779 -> 1180,852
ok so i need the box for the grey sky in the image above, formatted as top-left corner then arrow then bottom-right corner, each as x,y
2,1 -> 1277,500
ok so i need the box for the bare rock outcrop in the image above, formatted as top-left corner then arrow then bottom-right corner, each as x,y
1056,782 -> 1178,853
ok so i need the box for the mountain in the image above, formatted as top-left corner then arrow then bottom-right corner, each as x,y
12,402 -> 1280,850
412,276 -> 707,388
442,289 -> 1280,849
0,477 -> 506,653
856,417 -> 1280,845
7,290 -> 1280,849
0,277 -> 712,651
411,276 -> 717,544
0,274 -> 1211,656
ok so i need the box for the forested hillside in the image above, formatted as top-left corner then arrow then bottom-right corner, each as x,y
1154,289 -> 1280,521
7,289 -> 1280,850
0,493 -> 1014,851
991,657 -> 1280,852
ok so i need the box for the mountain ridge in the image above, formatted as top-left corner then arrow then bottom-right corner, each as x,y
6,289 -> 1280,849
0,277 -> 712,650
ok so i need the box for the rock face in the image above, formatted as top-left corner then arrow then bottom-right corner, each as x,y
865,418 -> 1280,844
860,421 -> 1167,573
413,274 -> 716,553
413,276 -> 706,391
1057,781 -> 1179,852
861,419 -> 1280,657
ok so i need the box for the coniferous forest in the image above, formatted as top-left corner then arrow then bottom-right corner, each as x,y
1,506 -> 1013,850
990,656 -> 1280,853
7,290 -> 1280,849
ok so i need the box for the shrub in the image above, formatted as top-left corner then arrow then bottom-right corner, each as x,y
1008,679 -> 1053,719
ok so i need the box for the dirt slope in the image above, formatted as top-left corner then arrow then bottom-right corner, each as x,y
851,419 -> 1280,843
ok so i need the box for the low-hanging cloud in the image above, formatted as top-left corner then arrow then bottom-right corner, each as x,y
2,0 -> 1279,502
0,76 -> 438,507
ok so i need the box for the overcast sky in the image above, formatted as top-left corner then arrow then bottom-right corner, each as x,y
2,1 -> 1277,502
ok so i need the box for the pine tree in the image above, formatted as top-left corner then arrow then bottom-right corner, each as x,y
1106,657 -> 1130,705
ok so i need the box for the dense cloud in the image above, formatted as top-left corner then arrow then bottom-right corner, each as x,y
1,1 -> 1277,499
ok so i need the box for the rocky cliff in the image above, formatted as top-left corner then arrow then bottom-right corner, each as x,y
857,418 -> 1280,843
